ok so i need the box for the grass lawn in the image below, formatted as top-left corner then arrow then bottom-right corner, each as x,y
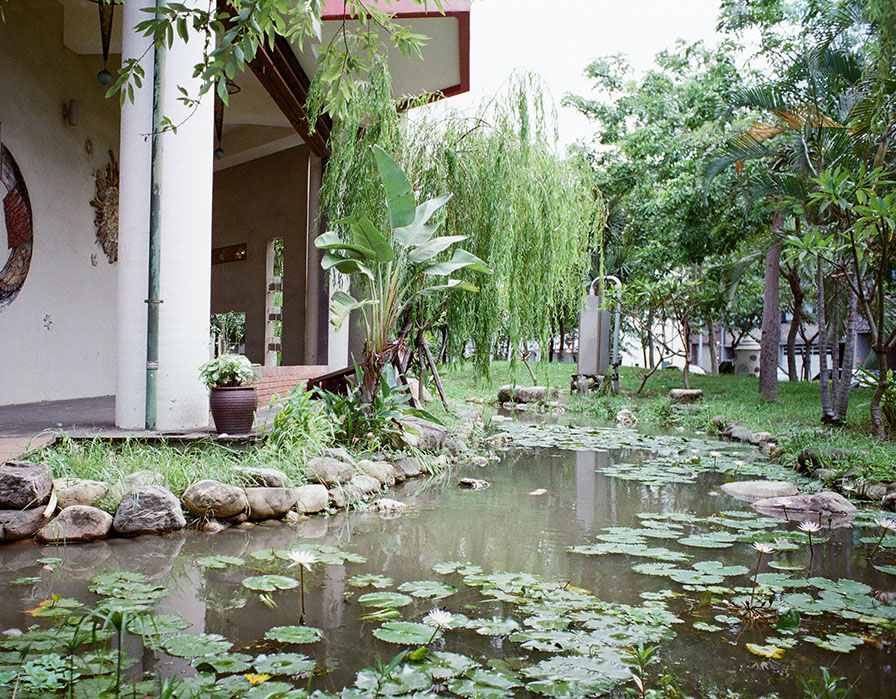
436,360 -> 896,483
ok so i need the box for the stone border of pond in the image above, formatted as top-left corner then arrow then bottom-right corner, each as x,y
0,413 -> 493,545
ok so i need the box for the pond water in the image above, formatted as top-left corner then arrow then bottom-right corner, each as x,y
1,419 -> 895,697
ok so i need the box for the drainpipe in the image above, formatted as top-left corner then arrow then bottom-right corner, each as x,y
145,15 -> 163,431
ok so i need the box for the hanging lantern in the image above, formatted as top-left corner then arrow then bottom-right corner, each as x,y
88,0 -> 116,86
214,78 -> 241,159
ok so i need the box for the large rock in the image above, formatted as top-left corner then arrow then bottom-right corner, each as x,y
749,431 -> 776,446
182,480 -> 248,519
36,505 -> 112,543
720,481 -> 799,502
306,457 -> 353,486
399,416 -> 463,454
293,484 -> 328,514
233,466 -> 289,488
497,385 -> 559,404
0,507 -> 50,541
615,409 -> 637,427
668,389 -> 703,403
371,498 -> 405,518
320,447 -> 357,467
726,425 -> 753,443
752,491 -> 857,517
54,478 -> 109,509
348,474 -> 381,500
245,487 -> 297,520
113,486 -> 186,535
407,377 -> 434,403
394,457 -> 423,478
0,461 -> 52,509
358,460 -> 396,487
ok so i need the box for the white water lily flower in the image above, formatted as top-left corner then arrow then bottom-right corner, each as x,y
709,451 -> 722,458
875,517 -> 896,532
286,550 -> 319,571
733,460 -> 745,467
797,521 -> 821,533
752,542 -> 774,555
425,609 -> 454,628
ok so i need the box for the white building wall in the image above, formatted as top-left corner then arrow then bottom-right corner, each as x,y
0,1 -> 120,405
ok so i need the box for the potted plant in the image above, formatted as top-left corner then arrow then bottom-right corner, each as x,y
199,354 -> 257,434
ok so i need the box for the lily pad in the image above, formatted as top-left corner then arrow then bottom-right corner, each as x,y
472,617 -> 520,636
678,532 -> 738,549
348,574 -> 393,589
192,652 -> 254,673
162,633 -> 232,658
372,621 -> 439,645
241,575 -> 299,592
397,580 -> 457,600
433,561 -> 484,576
358,591 -> 414,608
197,555 -> 246,569
804,632 -> 865,653
448,669 -> 518,698
264,625 -> 323,644
522,654 -> 630,697
253,652 -> 315,675
745,642 -> 785,660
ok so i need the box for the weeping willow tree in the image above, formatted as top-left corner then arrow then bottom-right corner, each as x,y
320,69 -> 605,379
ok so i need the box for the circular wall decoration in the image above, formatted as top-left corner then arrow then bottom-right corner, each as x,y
0,142 -> 33,312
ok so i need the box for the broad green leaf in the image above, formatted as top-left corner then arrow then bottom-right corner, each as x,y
373,621 -> 439,645
422,248 -> 492,276
314,230 -> 376,260
329,290 -> 373,330
408,235 -> 468,264
394,194 -> 452,247
372,145 -> 415,229
264,625 -> 323,644
420,279 -> 479,295
351,218 -> 393,262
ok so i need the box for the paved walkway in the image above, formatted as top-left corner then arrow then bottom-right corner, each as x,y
0,395 -> 276,461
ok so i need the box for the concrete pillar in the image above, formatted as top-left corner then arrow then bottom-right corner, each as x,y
305,155 -> 328,365
115,0 -> 153,429
327,271 -> 350,370
152,1 -> 214,430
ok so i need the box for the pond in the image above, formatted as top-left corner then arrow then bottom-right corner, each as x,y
1,419 -> 894,697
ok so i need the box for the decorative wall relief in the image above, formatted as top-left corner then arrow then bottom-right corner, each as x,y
91,150 -> 118,263
0,140 -> 34,312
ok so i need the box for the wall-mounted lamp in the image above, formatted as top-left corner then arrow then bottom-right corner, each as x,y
62,99 -> 80,126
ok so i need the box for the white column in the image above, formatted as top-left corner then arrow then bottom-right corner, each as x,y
116,0 -> 153,429
153,1 -> 214,431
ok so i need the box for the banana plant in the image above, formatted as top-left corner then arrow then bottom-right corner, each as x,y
315,145 -> 490,405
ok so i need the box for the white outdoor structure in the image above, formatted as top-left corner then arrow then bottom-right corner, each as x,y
0,0 -> 470,431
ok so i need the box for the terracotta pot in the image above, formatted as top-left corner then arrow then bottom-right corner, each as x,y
209,386 -> 257,434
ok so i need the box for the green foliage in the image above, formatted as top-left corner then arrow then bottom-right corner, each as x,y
198,353 -> 255,388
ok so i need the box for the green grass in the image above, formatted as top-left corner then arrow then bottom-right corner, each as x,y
435,360 -> 896,483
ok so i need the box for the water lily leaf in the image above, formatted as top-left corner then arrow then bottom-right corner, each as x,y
162,633 -> 232,658
241,575 -> 299,592
358,591 -> 414,608
755,573 -> 809,588
678,532 -> 738,548
745,642 -> 785,659
372,621 -> 439,645
127,614 -> 190,639
873,564 -> 896,576
522,654 -> 630,697
36,557 -> 62,565
358,608 -> 403,622
433,561 -> 483,576
692,621 -> 722,632
692,560 -> 749,577
769,561 -> 804,571
419,651 -> 478,681
9,576 -> 41,585
192,652 -> 254,673
89,571 -> 168,604
775,608 -> 801,632
253,652 -> 315,676
397,580 -> 457,600
631,562 -> 680,577
264,625 -> 323,644
448,669 -> 519,698
355,663 -> 433,694
714,614 -> 741,626
807,577 -> 872,596
472,617 -> 520,636
197,555 -> 246,569
804,632 -> 865,653
348,574 -> 393,589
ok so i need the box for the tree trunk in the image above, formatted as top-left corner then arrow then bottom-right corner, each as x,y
707,321 -> 719,375
647,308 -> 655,368
817,258 -> 833,420
759,223 -> 783,401
833,286 -> 858,421
783,265 -> 804,382
830,301 -> 841,405
871,352 -> 888,439
682,318 -> 691,390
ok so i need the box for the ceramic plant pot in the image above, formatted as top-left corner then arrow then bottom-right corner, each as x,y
209,386 -> 257,434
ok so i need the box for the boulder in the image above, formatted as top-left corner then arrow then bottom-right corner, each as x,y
244,487 -> 297,520
113,486 -> 186,536
484,433 -> 513,448
883,492 -> 896,511
348,474 -> 382,500
320,447 -> 357,467
328,487 -> 346,509
36,506 -> 112,543
371,498 -> 405,518
813,468 -> 837,481
233,466 -> 289,488
54,478 -> 109,509
855,482 -> 896,501
796,447 -> 851,474
497,385 -> 559,404
394,457 -> 423,478
752,491 -> 857,517
0,507 -> 50,541
726,425 -> 753,443
399,416 -> 454,452
293,484 -> 328,514
201,519 -> 228,534
459,478 -> 490,490
388,463 -> 407,483
358,460 -> 396,487
306,457 -> 353,486
182,480 -> 248,519
470,456 -> 489,468
0,461 -> 52,509
668,389 -> 703,403
407,377 -> 434,403
720,480 -> 799,502
749,431 -> 776,446
615,409 -> 637,427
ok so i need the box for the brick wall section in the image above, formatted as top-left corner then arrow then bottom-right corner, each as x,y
254,365 -> 329,407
